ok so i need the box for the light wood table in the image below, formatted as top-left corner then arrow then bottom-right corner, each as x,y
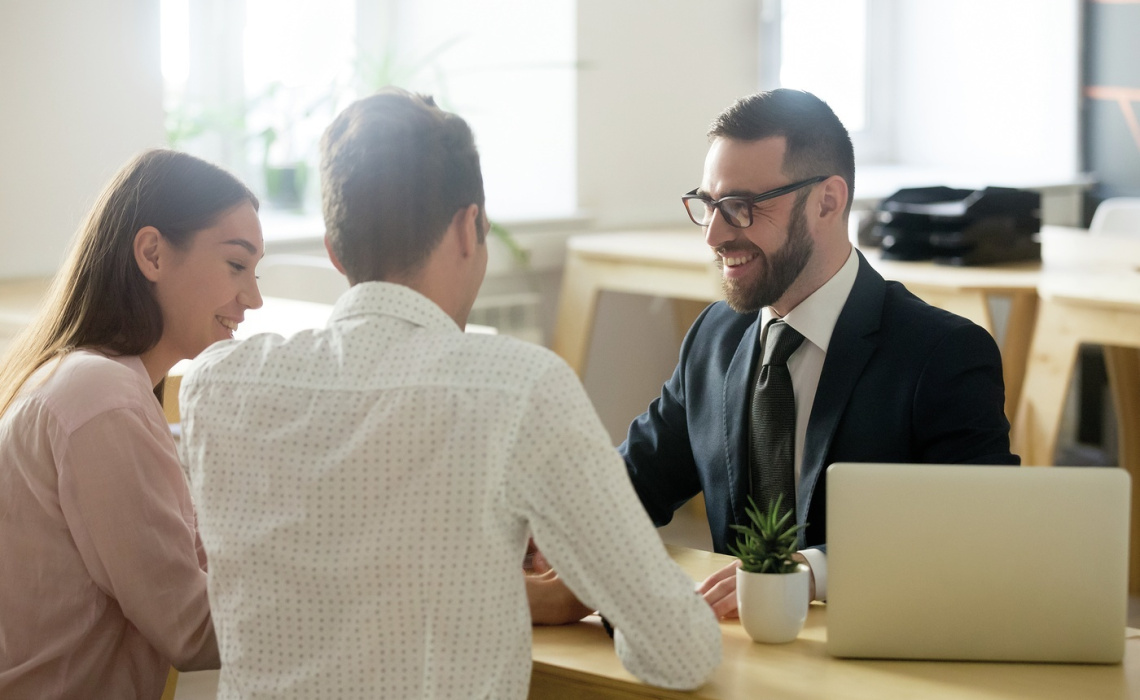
529,546 -> 1140,700
1012,268 -> 1140,593
551,231 -> 1042,421
171,545 -> 1140,699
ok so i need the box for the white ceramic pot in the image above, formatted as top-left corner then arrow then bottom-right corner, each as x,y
736,563 -> 810,643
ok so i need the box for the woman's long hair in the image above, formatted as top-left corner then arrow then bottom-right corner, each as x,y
0,149 -> 257,418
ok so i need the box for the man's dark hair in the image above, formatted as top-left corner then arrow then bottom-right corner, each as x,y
709,89 -> 855,216
320,87 -> 485,283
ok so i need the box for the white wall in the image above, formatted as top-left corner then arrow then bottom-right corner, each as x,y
575,0 -> 761,439
576,0 -> 760,229
891,0 -> 1080,178
0,0 -> 166,279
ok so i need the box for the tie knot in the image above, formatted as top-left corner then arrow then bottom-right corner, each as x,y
762,321 -> 804,366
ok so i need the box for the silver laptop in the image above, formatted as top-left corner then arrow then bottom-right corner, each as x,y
826,463 -> 1130,664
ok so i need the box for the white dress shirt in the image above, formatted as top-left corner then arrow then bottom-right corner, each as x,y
180,282 -> 720,699
760,246 -> 860,599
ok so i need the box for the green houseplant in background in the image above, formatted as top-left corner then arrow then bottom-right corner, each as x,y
353,38 -> 529,265
728,494 -> 811,643
165,36 -> 529,263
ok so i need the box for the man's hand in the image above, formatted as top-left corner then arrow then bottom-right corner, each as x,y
696,555 -> 816,618
524,539 -> 593,625
696,559 -> 742,618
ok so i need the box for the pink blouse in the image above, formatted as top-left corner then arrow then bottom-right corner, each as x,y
0,350 -> 217,699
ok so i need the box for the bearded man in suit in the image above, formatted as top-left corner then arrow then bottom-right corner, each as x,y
617,89 -> 1018,617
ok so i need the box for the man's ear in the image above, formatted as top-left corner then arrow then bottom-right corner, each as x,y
133,226 -> 163,282
817,175 -> 849,222
324,233 -> 348,275
453,203 -> 481,258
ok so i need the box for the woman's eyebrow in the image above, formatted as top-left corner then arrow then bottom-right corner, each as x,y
222,239 -> 259,255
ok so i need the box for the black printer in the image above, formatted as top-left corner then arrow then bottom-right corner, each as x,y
868,186 -> 1041,266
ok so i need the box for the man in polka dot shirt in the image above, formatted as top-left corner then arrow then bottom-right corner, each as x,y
179,87 -> 721,699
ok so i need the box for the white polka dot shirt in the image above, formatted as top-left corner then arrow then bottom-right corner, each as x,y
179,282 -> 721,699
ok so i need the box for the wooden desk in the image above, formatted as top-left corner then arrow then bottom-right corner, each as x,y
1012,269 -> 1140,593
530,546 -> 1140,700
171,545 -> 1140,699
551,231 -> 1041,420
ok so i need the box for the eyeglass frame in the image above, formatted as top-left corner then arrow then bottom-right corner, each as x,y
681,175 -> 829,228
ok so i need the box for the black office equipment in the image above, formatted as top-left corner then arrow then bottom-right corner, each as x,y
871,186 -> 1041,266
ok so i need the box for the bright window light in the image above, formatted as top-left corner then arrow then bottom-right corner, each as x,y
779,0 -> 867,132
159,0 -> 189,96
159,0 -> 576,222
243,0 -> 355,169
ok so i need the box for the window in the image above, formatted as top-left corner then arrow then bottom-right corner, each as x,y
161,0 -> 576,222
770,0 -> 868,131
760,0 -> 893,163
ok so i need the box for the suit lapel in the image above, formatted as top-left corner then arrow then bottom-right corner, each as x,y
798,252 -> 886,521
722,314 -> 763,529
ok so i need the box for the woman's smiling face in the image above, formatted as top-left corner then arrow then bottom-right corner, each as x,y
149,201 -> 264,364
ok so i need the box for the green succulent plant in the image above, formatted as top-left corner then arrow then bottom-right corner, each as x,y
727,494 -> 807,574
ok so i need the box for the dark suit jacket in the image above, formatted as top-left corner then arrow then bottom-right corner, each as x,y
620,251 -> 1019,554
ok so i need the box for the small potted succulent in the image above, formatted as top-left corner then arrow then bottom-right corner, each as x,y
728,494 -> 810,643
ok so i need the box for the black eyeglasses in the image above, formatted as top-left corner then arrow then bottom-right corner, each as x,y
681,176 -> 828,228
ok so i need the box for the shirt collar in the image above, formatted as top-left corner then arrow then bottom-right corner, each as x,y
117,353 -> 155,386
761,246 -> 859,353
328,281 -> 461,333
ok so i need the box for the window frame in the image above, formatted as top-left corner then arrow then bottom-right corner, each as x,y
758,0 -> 896,164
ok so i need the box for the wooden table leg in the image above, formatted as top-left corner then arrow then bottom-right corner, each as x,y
1105,346 -> 1140,595
1000,292 -> 1039,424
1011,300 -> 1082,466
551,253 -> 603,377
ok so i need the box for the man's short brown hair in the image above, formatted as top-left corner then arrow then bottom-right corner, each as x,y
709,89 -> 855,217
320,87 -> 485,283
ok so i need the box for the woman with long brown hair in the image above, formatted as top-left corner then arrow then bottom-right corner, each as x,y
0,149 -> 263,698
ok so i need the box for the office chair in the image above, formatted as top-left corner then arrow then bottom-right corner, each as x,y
1090,197 -> 1140,237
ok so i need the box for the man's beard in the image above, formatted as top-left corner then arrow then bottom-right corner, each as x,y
717,197 -> 813,314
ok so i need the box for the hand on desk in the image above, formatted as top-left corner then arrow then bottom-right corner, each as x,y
524,539 -> 593,625
697,554 -> 816,618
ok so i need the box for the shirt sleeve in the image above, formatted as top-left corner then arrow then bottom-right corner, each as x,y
799,547 -> 828,601
56,406 -> 219,671
506,360 -> 721,691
